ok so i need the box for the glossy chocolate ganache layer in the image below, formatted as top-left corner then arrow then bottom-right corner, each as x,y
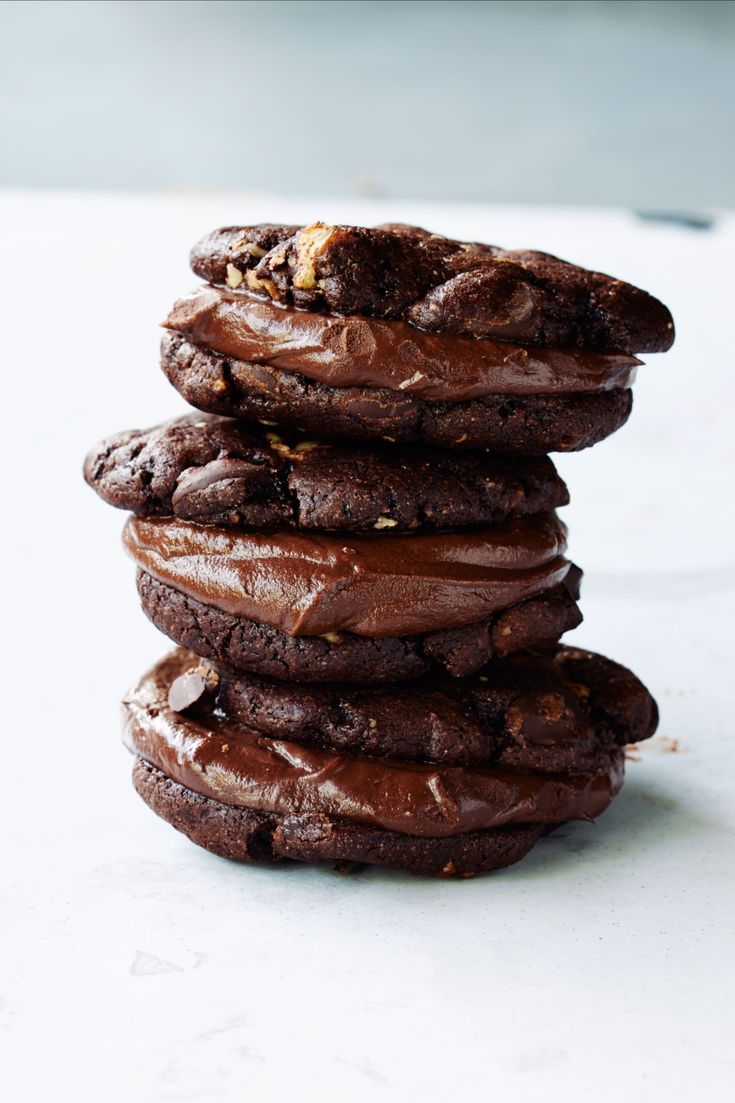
123,512 -> 570,637
164,287 -> 639,402
123,650 -> 624,839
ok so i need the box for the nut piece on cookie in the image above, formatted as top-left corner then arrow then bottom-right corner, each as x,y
225,263 -> 243,289
292,223 -> 337,290
168,663 -> 219,713
190,223 -> 301,290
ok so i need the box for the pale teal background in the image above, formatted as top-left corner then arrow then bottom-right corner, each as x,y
1,0 -> 733,207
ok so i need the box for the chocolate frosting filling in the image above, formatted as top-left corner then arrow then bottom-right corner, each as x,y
123,651 -> 624,838
164,287 -> 639,402
123,513 -> 570,637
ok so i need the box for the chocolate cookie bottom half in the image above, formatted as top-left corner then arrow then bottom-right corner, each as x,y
124,647 -> 655,877
136,569 -> 582,682
132,759 -> 550,877
161,333 -> 632,455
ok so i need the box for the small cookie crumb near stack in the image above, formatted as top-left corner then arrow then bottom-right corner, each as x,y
85,221 -> 673,876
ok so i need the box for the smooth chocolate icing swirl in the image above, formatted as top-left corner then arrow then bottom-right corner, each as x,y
123,513 -> 570,637
123,651 -> 624,838
164,287 -> 639,402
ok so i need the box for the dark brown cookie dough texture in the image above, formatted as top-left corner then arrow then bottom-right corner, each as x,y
191,222 -> 674,352
160,332 -> 634,455
85,413 -> 569,531
84,217 -> 671,876
201,645 -> 658,773
135,568 -> 582,682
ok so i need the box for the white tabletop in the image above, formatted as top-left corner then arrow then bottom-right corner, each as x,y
2,192 -> 733,1102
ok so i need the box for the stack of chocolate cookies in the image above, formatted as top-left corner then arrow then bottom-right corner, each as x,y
85,221 -> 673,877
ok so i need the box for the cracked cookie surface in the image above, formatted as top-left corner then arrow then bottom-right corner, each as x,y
188,644 -> 659,773
85,413 -> 569,530
190,221 -> 674,353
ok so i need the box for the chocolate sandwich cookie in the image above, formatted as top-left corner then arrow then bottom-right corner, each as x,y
161,331 -> 633,454
84,413 -> 568,530
163,220 -> 673,454
124,646 -> 655,876
125,511 -> 582,681
190,222 -> 675,352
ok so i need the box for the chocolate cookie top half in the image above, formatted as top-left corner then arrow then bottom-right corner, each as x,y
190,222 -> 674,353
84,413 -> 568,531
168,644 -> 658,775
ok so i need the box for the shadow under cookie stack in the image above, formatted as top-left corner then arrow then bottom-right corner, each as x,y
85,221 -> 674,877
